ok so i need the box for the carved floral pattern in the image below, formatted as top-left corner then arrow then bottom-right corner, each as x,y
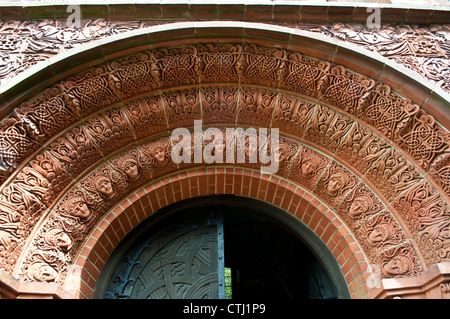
237,87 -> 277,127
200,86 -> 238,125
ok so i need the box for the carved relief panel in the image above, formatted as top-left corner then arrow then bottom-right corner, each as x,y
237,87 -> 277,127
122,96 -> 168,141
289,145 -> 329,190
313,161 -> 358,208
162,89 -> 201,130
240,43 -> 286,88
198,43 -> 242,84
374,243 -> 422,279
140,137 -> 178,179
200,86 -> 238,125
319,65 -> 375,115
280,52 -> 330,97
271,94 -> 315,139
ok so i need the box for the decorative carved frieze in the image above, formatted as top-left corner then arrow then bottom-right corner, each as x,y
237,87 -> 277,127
272,94 -> 315,139
374,242 -> 422,279
396,110 -> 450,172
304,105 -> 353,153
162,89 -> 201,130
289,145 -> 329,190
358,83 -> 420,140
280,52 -> 330,97
240,43 -> 286,88
200,86 -> 238,125
365,148 -> 422,203
198,44 -> 242,83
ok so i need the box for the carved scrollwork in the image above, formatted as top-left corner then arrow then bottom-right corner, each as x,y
366,148 -> 422,203
335,122 -> 389,176
392,180 -> 450,236
319,65 -> 375,115
280,52 -> 330,97
162,89 -> 201,130
241,43 -> 286,88
198,43 -> 242,83
418,219 -> 450,268
122,96 -> 167,140
237,87 -> 277,127
272,94 -> 315,139
200,86 -> 238,125
48,126 -> 102,177
304,105 -> 353,153
83,107 -> 134,155
358,83 -> 420,140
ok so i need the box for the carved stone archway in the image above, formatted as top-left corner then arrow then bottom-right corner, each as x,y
0,21 -> 449,299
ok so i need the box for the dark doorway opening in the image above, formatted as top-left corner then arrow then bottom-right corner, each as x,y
93,195 -> 349,299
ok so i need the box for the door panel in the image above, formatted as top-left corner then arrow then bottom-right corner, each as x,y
103,211 -> 222,299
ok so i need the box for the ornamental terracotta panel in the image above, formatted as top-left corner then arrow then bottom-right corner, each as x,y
237,87 -> 277,127
200,86 -> 238,125
374,242 -> 422,279
162,88 -> 201,130
60,66 -> 120,118
396,109 -> 450,172
122,96 -> 168,140
318,65 -> 375,115
198,43 -> 242,84
271,94 -> 315,139
47,125 -> 102,177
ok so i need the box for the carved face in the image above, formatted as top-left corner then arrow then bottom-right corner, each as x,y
326,172 -> 347,196
245,136 -> 258,158
48,229 -> 73,251
30,262 -> 58,282
300,159 -> 317,177
348,197 -> 370,218
122,159 -> 139,179
67,197 -> 92,220
94,177 -> 115,198
383,256 -> 411,276
151,147 -> 166,164
367,225 -> 389,245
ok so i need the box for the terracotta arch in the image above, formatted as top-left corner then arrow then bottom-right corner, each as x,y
71,168 -> 363,299
0,21 -> 449,299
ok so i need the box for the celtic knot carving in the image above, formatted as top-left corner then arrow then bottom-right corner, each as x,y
396,110 -> 450,172
280,52 -> 330,97
429,155 -> 450,198
0,116 -> 41,185
241,43 -> 286,88
358,83 -> 420,140
152,46 -> 198,87
198,43 -> 242,83
319,65 -> 375,115
61,66 -> 119,117
108,52 -> 159,100
14,85 -> 79,141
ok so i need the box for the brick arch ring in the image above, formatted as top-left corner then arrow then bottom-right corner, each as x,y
0,21 -> 449,299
